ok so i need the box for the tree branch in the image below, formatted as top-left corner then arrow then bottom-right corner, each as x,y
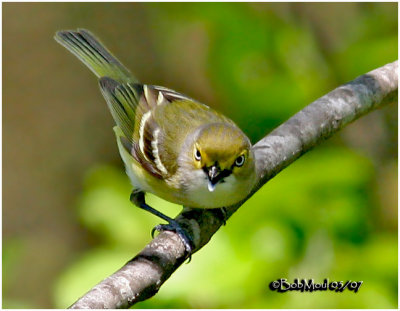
70,61 -> 398,309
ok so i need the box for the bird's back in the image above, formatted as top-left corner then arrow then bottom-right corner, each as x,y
130,85 -> 236,178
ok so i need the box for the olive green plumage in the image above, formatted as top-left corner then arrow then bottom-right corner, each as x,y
55,29 -> 256,210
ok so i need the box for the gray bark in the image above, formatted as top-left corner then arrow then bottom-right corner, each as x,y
70,61 -> 398,309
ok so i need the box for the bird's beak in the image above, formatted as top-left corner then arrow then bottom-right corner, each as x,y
206,165 -> 220,192
204,164 -> 232,192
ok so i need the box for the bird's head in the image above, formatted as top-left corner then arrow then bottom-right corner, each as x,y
185,123 -> 255,193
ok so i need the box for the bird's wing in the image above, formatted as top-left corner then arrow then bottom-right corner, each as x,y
99,77 -> 162,178
100,77 -> 182,179
99,77 -> 138,142
55,29 -> 136,83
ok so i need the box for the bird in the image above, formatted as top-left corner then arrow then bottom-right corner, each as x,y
55,29 -> 257,254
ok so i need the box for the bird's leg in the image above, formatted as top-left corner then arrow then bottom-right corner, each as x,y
130,190 -> 194,255
213,207 -> 228,226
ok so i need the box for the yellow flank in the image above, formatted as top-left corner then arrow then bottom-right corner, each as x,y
115,126 -> 182,204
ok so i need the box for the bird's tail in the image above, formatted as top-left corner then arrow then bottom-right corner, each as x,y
54,29 -> 136,84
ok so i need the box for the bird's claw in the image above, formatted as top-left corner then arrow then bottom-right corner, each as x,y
151,221 -> 194,262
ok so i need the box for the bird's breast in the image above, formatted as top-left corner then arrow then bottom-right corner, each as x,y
171,171 -> 250,208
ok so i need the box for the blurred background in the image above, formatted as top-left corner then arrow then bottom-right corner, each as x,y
3,2 -> 397,308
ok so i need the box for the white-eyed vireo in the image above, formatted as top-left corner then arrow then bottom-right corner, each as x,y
55,29 -> 256,252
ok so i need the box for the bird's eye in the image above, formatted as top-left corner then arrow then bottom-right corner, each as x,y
194,149 -> 202,161
235,155 -> 245,167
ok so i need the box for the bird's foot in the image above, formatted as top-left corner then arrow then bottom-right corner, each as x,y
151,219 -> 194,261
